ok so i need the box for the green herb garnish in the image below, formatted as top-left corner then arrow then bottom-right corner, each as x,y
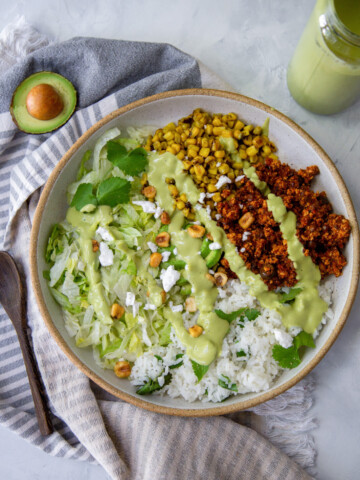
279,287 -> 302,304
218,375 -> 238,392
272,331 -> 315,369
215,308 -> 245,323
154,355 -> 163,362
169,353 -> 184,369
71,178 -> 131,211
236,350 -> 246,358
107,141 -> 148,176
191,361 -> 209,382
136,373 -> 172,395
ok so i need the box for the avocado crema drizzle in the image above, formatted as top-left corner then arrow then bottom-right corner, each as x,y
147,149 -> 328,366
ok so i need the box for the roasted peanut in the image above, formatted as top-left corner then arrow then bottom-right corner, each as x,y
111,303 -> 125,319
160,211 -> 171,225
155,231 -> 170,247
206,273 -> 216,284
92,239 -> 99,252
149,252 -> 162,268
214,272 -> 228,287
142,185 -> 157,199
187,225 -> 206,238
114,361 -> 131,378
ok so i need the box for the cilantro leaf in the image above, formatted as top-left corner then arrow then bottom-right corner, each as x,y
136,373 -> 172,395
191,361 -> 209,382
169,353 -> 184,369
272,345 -> 301,369
70,183 -> 97,211
242,308 -> 261,322
154,355 -> 163,362
107,141 -> 148,176
215,308 -> 245,323
272,331 -> 315,369
294,331 -> 315,349
279,287 -> 302,304
96,177 -> 131,206
236,350 -> 247,358
218,375 -> 238,392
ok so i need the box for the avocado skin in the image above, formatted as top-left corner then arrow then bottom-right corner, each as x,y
10,71 -> 77,134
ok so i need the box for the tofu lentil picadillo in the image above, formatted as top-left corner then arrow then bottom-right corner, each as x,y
45,110 -> 350,402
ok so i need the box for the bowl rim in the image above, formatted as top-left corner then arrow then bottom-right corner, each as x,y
30,88 -> 360,416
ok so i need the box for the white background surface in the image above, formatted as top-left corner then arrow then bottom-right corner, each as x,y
0,0 -> 359,479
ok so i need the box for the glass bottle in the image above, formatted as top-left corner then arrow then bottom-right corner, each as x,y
287,0 -> 360,115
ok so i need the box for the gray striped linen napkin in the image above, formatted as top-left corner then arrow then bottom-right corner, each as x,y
0,18 -> 313,480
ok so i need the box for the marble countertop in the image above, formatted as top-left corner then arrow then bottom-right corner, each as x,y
0,0 -> 359,478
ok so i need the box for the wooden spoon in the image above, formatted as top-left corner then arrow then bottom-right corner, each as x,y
0,251 -> 53,435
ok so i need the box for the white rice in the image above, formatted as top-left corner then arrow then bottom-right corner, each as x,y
130,279 -> 332,403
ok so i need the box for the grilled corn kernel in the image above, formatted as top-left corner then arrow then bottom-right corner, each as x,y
253,136 -> 264,149
191,126 -> 200,137
262,145 -> 272,156
189,325 -> 203,337
253,126 -> 262,135
213,126 -> 225,136
194,165 -> 205,177
199,147 -> 210,157
179,193 -> 187,202
114,361 -> 131,378
163,131 -> 174,141
214,150 -> 225,159
182,160 -> 192,169
218,163 -> 230,175
268,153 -> 278,161
246,145 -> 258,157
205,124 -> 213,135
168,185 -> 179,197
213,192 -> 222,203
177,151 -> 185,160
140,173 -> 148,185
176,200 -> 185,210
234,120 -> 245,130
207,184 -> 217,193
239,212 -> 255,229
110,303 -> 125,319
166,146 -> 176,155
208,168 -> 218,176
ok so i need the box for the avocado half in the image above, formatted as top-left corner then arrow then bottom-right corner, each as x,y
10,71 -> 77,134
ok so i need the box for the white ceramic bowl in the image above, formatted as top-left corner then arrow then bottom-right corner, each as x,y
30,89 -> 359,416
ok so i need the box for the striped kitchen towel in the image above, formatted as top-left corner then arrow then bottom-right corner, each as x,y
0,17 -> 315,480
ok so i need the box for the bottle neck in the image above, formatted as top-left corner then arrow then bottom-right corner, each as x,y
319,0 -> 360,63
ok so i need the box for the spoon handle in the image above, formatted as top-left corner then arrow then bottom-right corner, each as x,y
16,326 -> 53,435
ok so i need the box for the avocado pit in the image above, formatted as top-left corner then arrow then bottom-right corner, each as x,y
26,83 -> 64,121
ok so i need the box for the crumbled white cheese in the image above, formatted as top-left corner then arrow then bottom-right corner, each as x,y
199,192 -> 206,204
239,204 -> 244,209
274,329 -> 293,349
206,205 -> 211,217
161,251 -> 171,262
147,241 -> 158,253
242,231 -> 250,241
98,242 -> 114,266
144,303 -> 157,311
240,247 -> 246,253
195,204 -> 201,211
215,175 -> 232,189
153,203 -> 163,219
209,242 -> 221,250
125,292 -> 136,307
206,193 -> 215,198
173,247 -> 178,255
96,226 -> 113,242
216,162 -> 221,167
169,301 -> 184,313
215,213 -> 221,220
132,200 -> 157,213
235,175 -> 245,182
209,269 -> 215,274
160,265 -> 180,292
